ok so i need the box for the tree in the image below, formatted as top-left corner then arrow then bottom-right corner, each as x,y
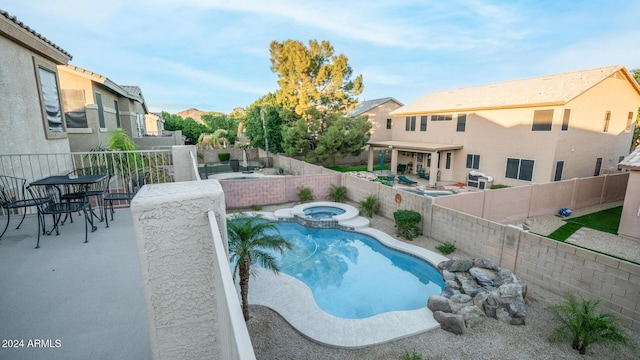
631,69 -> 640,151
269,39 -> 363,116
547,293 -> 634,355
201,113 -> 239,144
197,129 -> 229,149
313,113 -> 371,164
244,95 -> 290,154
227,214 -> 292,321
163,111 -> 208,145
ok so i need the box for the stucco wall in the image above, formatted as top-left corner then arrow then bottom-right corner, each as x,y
0,35 -> 71,158
619,171 -> 640,239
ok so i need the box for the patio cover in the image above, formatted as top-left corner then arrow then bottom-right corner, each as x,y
368,140 -> 463,152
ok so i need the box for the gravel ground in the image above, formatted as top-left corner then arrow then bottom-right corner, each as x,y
239,202 -> 640,360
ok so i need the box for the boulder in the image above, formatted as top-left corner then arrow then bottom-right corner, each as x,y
442,270 -> 456,281
434,311 -> 466,335
468,267 -> 498,287
458,305 -> 486,328
473,258 -> 499,271
438,258 -> 473,272
455,272 -> 481,297
427,295 -> 452,313
473,291 -> 490,309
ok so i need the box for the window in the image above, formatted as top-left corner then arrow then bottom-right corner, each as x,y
617,155 -> 625,171
466,154 -> 480,169
62,89 -> 87,128
594,157 -> 602,176
532,109 -> 553,131
445,152 -> 452,169
405,116 -> 416,131
626,112 -> 634,132
431,114 -> 452,121
561,109 -> 571,131
33,58 -> 66,139
114,100 -> 121,128
420,116 -> 428,131
554,161 -> 564,181
603,111 -> 611,132
505,158 -> 534,181
456,114 -> 466,132
95,92 -> 105,128
386,118 -> 392,129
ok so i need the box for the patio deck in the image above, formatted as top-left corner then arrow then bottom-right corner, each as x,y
0,209 -> 152,359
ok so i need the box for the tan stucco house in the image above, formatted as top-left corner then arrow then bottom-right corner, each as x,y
618,149 -> 640,240
0,9 -> 72,163
348,97 -> 403,143
368,65 -> 640,187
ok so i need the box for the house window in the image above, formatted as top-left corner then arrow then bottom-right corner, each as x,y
561,109 -> 571,131
33,58 -> 66,139
603,111 -> 611,132
420,116 -> 428,131
505,158 -> 534,181
626,112 -> 634,132
466,154 -> 480,169
431,114 -> 452,121
62,89 -> 88,128
594,157 -> 602,176
405,116 -> 416,131
456,114 -> 466,132
95,92 -> 105,128
114,100 -> 121,128
554,161 -> 564,181
445,152 -> 452,169
386,118 -> 392,129
617,155 -> 625,171
532,109 -> 553,131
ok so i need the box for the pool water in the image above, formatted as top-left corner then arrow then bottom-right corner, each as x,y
303,206 -> 346,219
258,222 -> 444,319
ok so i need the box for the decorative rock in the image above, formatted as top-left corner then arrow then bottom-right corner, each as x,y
455,272 -> 481,297
458,305 -> 487,328
473,291 -> 489,309
441,287 -> 461,298
433,311 -> 466,335
468,267 -> 498,287
449,294 -> 472,303
438,258 -> 474,272
495,268 -> 515,287
442,270 -> 456,281
427,295 -> 452,313
473,258 -> 499,271
445,279 -> 460,290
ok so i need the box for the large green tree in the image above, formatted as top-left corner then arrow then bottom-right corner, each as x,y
269,39 -> 363,116
632,68 -> 640,151
162,112 -> 208,145
201,113 -> 239,144
243,94 -> 290,154
227,214 -> 292,321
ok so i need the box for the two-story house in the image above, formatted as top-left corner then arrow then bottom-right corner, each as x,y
348,97 -> 403,143
368,65 -> 640,187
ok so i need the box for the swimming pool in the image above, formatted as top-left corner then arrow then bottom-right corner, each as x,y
245,221 -> 444,319
302,206 -> 346,219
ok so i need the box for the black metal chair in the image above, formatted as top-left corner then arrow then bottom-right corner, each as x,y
103,171 -> 146,228
62,166 -> 110,224
1,175 -> 50,240
27,184 -> 96,248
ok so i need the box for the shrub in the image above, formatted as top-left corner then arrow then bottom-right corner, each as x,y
359,195 -> 380,218
490,184 -> 510,189
250,204 -> 263,211
373,177 -> 393,187
327,185 -> 347,203
547,293 -> 634,355
394,210 -> 421,240
297,187 -> 314,203
436,241 -> 456,255
277,165 -> 285,175
401,350 -> 423,360
218,152 -> 231,162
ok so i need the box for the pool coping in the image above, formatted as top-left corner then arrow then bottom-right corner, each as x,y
235,210 -> 450,348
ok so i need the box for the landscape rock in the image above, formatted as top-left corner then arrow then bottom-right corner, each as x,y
430,258 -> 528,334
433,311 -> 466,335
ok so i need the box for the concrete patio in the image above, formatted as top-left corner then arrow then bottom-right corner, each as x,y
0,209 -> 152,359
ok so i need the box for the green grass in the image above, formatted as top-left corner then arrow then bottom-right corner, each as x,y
547,223 -> 583,241
565,206 -> 622,235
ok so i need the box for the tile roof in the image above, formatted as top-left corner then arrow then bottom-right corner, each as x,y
392,65 -> 636,115
0,9 -> 72,59
618,148 -> 640,170
348,97 -> 403,117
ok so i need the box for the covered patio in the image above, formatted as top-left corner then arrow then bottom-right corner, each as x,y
0,209 -> 152,359
367,140 -> 463,186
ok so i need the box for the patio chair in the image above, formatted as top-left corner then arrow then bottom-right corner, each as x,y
397,175 -> 418,186
27,184 -> 95,248
62,166 -> 110,224
103,171 -> 146,227
1,175 -> 50,240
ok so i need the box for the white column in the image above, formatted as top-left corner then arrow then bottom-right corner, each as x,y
367,146 -> 374,172
390,149 -> 398,175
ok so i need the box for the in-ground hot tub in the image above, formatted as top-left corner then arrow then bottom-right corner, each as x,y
290,201 -> 359,222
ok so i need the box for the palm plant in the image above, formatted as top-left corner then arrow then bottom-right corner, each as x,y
547,293 -> 634,355
198,129 -> 229,149
326,184 -> 347,203
359,194 -> 380,218
227,213 -> 292,321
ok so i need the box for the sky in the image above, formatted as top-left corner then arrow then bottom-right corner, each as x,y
3,0 -> 640,114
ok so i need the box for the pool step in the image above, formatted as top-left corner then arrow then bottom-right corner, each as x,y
339,216 -> 370,229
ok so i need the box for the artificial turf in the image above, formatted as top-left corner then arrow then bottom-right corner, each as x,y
564,206 -> 622,235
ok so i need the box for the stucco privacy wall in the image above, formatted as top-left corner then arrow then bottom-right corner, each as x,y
221,173 -> 342,209
433,173 -> 628,223
131,180 -> 229,359
430,204 -> 640,331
